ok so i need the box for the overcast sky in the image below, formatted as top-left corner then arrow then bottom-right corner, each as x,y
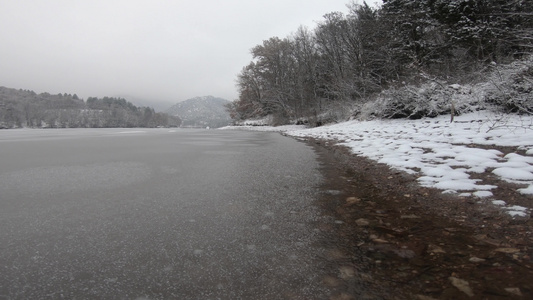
0,0 -> 381,109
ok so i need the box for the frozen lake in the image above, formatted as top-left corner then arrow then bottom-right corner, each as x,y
0,128 -> 339,299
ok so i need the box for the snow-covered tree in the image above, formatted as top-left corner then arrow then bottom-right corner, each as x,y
430,0 -> 531,61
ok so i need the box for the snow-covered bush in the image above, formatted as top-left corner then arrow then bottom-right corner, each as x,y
484,57 -> 533,114
383,83 -> 450,119
317,100 -> 361,124
354,56 -> 533,121
358,81 -> 479,120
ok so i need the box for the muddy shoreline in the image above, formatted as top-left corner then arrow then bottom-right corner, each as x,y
308,137 -> 533,299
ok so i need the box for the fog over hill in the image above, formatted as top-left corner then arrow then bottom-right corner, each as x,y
166,96 -> 231,128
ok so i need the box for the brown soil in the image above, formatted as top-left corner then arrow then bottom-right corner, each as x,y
308,137 -> 533,300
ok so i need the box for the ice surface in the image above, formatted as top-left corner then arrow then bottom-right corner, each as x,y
0,128 -> 336,299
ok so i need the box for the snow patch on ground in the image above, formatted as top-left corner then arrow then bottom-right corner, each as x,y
473,191 -> 494,198
492,200 -> 506,206
506,205 -> 529,217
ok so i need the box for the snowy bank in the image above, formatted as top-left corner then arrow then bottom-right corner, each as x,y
220,124 -> 306,132
225,111 -> 533,218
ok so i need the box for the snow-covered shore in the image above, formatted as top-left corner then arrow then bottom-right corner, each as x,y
222,111 -> 533,218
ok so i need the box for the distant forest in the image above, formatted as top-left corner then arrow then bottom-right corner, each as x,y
0,87 -> 181,129
227,0 -> 533,124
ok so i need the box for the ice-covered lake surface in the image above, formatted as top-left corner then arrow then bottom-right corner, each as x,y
0,128 -> 341,299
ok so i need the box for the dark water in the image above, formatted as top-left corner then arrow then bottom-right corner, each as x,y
0,128 -> 346,299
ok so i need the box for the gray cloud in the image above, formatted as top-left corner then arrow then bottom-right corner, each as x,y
0,0 -> 380,108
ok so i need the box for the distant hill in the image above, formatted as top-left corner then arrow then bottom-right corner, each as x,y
166,96 -> 231,128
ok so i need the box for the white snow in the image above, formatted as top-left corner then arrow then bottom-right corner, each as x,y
493,167 -> 533,181
473,191 -> 494,198
518,185 -> 533,195
225,111 -> 533,218
506,205 -> 529,217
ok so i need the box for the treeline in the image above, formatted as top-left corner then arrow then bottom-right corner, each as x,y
227,0 -> 533,125
0,87 -> 181,128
